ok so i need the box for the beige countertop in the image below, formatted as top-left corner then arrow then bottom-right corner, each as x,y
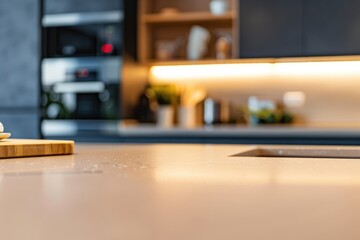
1,144 -> 360,239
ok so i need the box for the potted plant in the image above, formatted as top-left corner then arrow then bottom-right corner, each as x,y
152,85 -> 177,128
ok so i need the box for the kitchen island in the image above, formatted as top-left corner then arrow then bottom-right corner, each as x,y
2,144 -> 360,239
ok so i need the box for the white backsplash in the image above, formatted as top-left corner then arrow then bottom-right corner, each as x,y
150,61 -> 360,124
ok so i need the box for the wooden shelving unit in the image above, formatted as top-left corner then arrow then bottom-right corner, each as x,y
142,11 -> 235,24
138,0 -> 239,64
148,58 -> 278,67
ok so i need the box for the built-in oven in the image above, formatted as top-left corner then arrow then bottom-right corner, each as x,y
41,9 -> 124,138
42,57 -> 121,120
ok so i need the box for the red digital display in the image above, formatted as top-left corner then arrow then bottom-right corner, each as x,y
101,43 -> 114,54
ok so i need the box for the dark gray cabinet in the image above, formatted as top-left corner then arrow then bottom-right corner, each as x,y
44,0 -> 122,14
0,0 -> 39,108
239,0 -> 303,58
239,0 -> 360,58
0,0 -> 40,138
303,0 -> 360,56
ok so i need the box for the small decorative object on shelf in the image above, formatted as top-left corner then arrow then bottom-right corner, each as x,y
155,37 -> 184,61
159,7 -> 180,15
216,34 -> 232,59
209,0 -> 229,15
187,25 -> 211,60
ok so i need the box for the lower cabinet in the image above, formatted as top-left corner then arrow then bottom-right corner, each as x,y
0,0 -> 39,108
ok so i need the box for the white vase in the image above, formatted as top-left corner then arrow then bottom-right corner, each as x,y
157,106 -> 174,128
187,26 -> 211,60
210,0 -> 228,15
178,106 -> 196,128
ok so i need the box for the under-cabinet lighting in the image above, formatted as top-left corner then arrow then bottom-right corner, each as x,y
150,61 -> 360,83
150,63 -> 274,82
275,61 -> 360,76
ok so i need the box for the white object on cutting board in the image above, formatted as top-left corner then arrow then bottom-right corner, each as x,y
0,122 -> 11,140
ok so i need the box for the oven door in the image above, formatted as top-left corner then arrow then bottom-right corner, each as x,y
44,82 -> 119,120
44,23 -> 122,58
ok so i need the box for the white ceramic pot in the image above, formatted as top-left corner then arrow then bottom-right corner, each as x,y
178,106 -> 196,128
210,0 -> 228,15
187,26 -> 211,60
157,106 -> 174,128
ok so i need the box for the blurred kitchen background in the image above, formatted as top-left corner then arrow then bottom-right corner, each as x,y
4,0 -> 360,144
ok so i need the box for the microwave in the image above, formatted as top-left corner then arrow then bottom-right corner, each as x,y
43,23 -> 122,58
42,8 -> 124,59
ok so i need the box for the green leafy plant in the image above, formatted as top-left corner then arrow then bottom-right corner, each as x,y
249,108 -> 294,125
151,84 -> 178,106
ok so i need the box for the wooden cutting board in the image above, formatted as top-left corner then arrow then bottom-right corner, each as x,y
0,139 -> 74,159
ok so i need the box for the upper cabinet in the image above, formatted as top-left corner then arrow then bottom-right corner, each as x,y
303,0 -> 360,56
239,0 -> 360,58
138,0 -> 360,62
239,0 -> 302,58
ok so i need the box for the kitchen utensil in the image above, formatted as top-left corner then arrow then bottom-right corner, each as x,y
157,106 -> 174,128
178,106 -> 196,128
203,98 -> 229,125
181,86 -> 207,107
178,86 -> 206,128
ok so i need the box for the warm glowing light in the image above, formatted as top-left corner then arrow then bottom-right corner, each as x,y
150,63 -> 274,82
150,60 -> 360,83
275,61 -> 360,75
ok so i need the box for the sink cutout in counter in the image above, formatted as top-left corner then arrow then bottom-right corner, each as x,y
233,147 -> 360,159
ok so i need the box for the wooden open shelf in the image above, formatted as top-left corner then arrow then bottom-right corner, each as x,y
148,55 -> 360,67
142,11 -> 235,24
138,0 -> 239,64
148,58 -> 277,66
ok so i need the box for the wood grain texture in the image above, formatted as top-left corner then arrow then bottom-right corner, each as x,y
0,139 -> 74,159
142,12 -> 235,24
138,0 -> 239,63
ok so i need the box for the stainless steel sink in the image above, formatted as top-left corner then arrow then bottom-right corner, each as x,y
233,146 -> 360,159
